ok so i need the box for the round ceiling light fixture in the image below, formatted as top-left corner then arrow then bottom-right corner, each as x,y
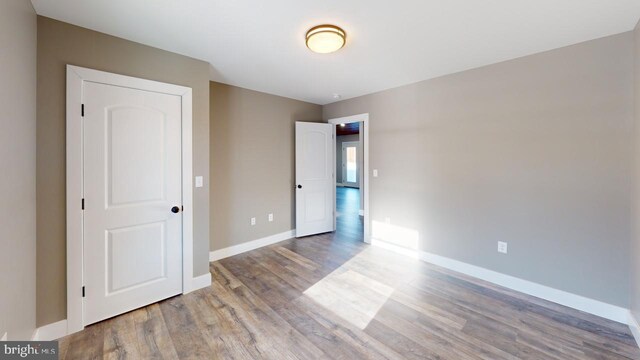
306,25 -> 346,54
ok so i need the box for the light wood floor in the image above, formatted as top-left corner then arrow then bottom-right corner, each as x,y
58,191 -> 639,359
58,232 -> 640,359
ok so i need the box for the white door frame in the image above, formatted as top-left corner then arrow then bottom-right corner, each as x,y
328,113 -> 370,243
66,65 -> 194,335
341,141 -> 360,187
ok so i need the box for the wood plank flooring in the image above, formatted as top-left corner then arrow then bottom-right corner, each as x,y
58,231 -> 640,359
336,186 -> 362,239
58,188 -> 640,359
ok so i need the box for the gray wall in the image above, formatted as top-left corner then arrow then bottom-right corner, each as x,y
210,82 -> 322,251
324,32 -> 634,307
36,17 -> 211,326
0,0 -> 37,340
632,20 -> 640,325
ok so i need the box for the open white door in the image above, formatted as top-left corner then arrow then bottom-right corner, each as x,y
295,122 -> 335,237
83,81 -> 183,325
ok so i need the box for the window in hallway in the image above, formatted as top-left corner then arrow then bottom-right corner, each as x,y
345,146 -> 357,183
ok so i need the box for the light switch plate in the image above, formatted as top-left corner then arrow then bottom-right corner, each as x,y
373,169 -> 379,177
195,176 -> 203,188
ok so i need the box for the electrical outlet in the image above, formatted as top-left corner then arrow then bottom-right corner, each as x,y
498,241 -> 508,254
250,217 -> 256,226
373,169 -> 379,177
268,213 -> 274,222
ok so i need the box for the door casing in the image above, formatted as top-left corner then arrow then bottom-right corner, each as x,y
66,65 -> 195,335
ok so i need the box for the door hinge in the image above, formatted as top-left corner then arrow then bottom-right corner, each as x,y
81,104 -> 85,117
81,198 -> 85,210
82,286 -> 85,297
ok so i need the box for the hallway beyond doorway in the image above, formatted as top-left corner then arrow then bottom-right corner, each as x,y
336,187 -> 363,240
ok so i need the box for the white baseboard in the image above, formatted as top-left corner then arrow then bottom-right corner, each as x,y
190,273 -> 212,292
31,319 -> 67,341
629,312 -> 640,347
370,239 -> 629,324
210,230 -> 296,262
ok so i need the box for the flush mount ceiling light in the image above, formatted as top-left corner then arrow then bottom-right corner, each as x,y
306,25 -> 346,54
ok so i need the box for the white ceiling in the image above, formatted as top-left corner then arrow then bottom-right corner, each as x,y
31,0 -> 640,105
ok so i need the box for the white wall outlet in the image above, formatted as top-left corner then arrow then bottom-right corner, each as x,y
268,213 -> 273,222
250,217 -> 256,226
195,176 -> 204,188
373,169 -> 379,177
498,241 -> 508,254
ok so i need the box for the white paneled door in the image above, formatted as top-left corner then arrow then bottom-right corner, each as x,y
83,81 -> 183,325
295,122 -> 335,237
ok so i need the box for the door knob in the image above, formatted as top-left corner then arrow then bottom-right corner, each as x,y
171,206 -> 180,213
297,185 -> 302,189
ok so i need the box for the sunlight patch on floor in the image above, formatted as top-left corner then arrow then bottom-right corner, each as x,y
304,267 -> 395,329
302,227 -> 423,330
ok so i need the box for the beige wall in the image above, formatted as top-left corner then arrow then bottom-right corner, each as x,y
632,20 -> 640,324
324,32 -> 634,307
36,17 -> 210,326
0,0 -> 37,340
210,82 -> 322,251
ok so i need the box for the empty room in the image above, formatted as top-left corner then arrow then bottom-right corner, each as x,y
4,0 -> 640,359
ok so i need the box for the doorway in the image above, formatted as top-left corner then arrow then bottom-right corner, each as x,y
329,114 -> 370,243
294,114 -> 370,242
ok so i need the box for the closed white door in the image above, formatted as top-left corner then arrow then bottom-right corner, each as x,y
83,81 -> 182,325
295,122 -> 335,237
